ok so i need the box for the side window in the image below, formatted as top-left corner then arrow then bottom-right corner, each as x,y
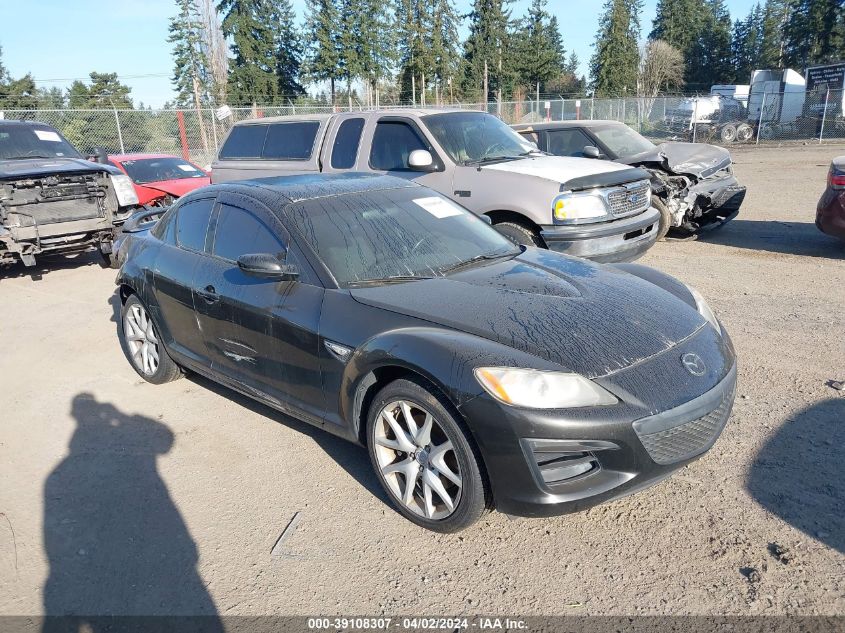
369,120 -> 427,171
175,198 -> 215,252
219,125 -> 268,159
331,118 -> 365,169
263,121 -> 320,160
547,129 -> 594,157
151,206 -> 179,244
212,204 -> 285,262
519,131 -> 539,145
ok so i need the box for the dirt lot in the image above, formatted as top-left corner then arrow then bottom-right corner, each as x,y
0,144 -> 843,618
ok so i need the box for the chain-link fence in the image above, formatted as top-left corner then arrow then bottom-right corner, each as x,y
3,91 -> 844,167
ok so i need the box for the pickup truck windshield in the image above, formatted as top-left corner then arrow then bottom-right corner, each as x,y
425,112 -> 536,165
0,125 -> 82,160
286,187 -> 518,287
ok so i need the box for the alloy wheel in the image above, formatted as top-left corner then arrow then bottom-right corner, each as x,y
123,303 -> 160,376
373,400 -> 462,520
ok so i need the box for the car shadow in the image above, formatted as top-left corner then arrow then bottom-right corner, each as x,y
747,397 -> 845,554
187,373 -> 390,508
41,393 -> 223,630
0,251 -> 105,281
697,219 -> 844,259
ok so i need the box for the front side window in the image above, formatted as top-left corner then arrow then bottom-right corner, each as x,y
175,198 -> 215,252
546,129 -> 593,157
331,118 -> 365,169
286,187 -> 518,287
369,121 -> 428,171
212,204 -> 285,262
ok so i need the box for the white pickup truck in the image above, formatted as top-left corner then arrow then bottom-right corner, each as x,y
210,109 -> 660,262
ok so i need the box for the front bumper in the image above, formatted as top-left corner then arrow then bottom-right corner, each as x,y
816,188 -> 845,241
540,206 -> 660,263
459,345 -> 737,518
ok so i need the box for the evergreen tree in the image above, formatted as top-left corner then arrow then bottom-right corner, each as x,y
0,45 -> 7,84
270,0 -> 305,98
461,0 -> 513,101
430,0 -> 462,100
783,0 -> 845,68
218,0 -> 284,104
686,0 -> 734,88
396,0 -> 434,101
168,0 -> 211,108
590,0 -> 643,97
650,0 -> 707,53
304,0 -> 341,103
758,0 -> 789,68
731,4 -> 764,81
511,0 -> 565,94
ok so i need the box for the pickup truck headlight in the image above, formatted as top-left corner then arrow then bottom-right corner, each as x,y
685,284 -> 721,335
110,174 -> 139,207
474,367 -> 618,409
552,192 -> 608,224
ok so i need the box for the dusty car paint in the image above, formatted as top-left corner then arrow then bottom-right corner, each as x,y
116,174 -> 737,519
816,156 -> 845,241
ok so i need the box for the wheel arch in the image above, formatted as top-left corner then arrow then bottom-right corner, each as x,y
484,209 -> 543,233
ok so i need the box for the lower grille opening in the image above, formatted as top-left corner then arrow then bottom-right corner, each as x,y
624,223 -> 654,241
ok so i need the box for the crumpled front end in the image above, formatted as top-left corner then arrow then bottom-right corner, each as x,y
650,165 -> 746,232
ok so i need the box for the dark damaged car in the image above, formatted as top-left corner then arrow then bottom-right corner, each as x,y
514,120 -> 746,239
0,120 -> 139,267
115,174 -> 737,532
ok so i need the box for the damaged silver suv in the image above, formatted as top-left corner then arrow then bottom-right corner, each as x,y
514,120 -> 746,240
0,120 -> 140,267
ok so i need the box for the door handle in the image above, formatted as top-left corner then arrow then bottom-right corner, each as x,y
198,284 -> 219,304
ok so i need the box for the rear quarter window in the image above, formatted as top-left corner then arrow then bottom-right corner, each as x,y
218,125 -> 268,159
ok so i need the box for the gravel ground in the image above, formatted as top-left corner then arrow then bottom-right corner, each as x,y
0,144 -> 843,618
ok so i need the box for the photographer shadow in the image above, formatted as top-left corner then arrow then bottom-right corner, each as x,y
42,393 -> 222,631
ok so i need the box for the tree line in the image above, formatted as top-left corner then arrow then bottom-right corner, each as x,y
592,0 -> 845,97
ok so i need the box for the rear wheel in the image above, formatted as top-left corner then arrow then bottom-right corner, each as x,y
366,378 -> 490,532
736,123 -> 754,142
719,124 -> 737,143
493,221 -> 543,248
119,294 -> 182,384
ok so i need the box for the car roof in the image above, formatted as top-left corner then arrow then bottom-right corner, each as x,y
233,108 -> 484,127
110,153 -> 193,162
196,173 -> 419,207
0,119 -> 60,129
513,120 -> 623,131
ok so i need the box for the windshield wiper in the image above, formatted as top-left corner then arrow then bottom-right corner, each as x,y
463,154 -> 527,166
438,250 -> 518,275
346,275 -> 435,287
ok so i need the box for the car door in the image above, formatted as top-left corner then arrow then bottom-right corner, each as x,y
151,195 -> 216,366
192,192 -> 326,422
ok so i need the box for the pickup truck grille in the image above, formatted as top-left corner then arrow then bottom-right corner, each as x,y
606,181 -> 651,219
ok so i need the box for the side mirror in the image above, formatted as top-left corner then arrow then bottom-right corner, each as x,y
237,253 -> 299,281
92,147 -> 109,164
408,149 -> 435,172
583,146 -> 601,159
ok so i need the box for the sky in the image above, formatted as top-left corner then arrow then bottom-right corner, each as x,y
0,0 -> 760,108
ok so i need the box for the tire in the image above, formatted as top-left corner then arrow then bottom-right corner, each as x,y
736,123 -> 753,142
119,294 -> 182,384
493,221 -> 543,248
719,124 -> 737,143
366,377 -> 491,532
652,196 -> 673,241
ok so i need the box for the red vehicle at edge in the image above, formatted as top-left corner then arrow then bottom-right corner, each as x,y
108,153 -> 210,207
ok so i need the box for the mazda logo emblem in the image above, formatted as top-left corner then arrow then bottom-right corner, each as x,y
681,353 -> 706,376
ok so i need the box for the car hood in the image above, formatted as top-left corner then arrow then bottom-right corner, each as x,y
621,142 -> 732,178
0,157 -> 121,180
482,155 -> 647,190
140,177 -> 210,197
350,248 -> 705,379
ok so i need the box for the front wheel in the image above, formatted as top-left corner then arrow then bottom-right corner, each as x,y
367,378 -> 490,532
119,294 -> 182,384
653,196 -> 673,241
493,221 -> 543,248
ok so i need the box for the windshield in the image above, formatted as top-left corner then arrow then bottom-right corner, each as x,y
118,157 -> 207,184
0,125 -> 82,160
425,112 -> 537,164
592,125 -> 655,157
286,187 -> 519,287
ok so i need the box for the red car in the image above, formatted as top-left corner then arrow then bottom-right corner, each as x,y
817,156 -> 845,241
108,153 -> 210,207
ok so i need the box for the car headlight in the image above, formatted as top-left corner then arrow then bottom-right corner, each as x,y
474,367 -> 618,409
685,284 -> 721,335
110,174 -> 139,206
552,192 -> 609,224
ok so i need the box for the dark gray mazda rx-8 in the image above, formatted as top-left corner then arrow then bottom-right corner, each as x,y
115,173 -> 736,532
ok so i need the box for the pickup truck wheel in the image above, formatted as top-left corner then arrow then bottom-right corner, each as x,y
493,221 -> 542,248
653,197 -> 672,241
